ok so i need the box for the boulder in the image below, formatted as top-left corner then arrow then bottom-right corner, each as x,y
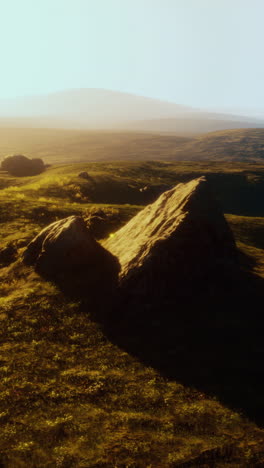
23,216 -> 120,298
78,171 -> 93,181
103,177 -> 237,302
1,155 -> 45,176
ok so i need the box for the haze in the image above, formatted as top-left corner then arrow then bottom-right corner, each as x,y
1,0 -> 264,115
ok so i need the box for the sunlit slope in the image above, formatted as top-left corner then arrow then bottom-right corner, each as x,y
2,127 -> 264,165
1,160 -> 264,215
1,161 -> 264,466
173,128 -> 264,161
0,128 -> 191,164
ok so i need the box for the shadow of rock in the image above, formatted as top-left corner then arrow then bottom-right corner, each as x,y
23,216 -> 120,309
97,263 -> 264,427
22,179 -> 264,427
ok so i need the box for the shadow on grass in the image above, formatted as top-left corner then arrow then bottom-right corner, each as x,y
94,256 -> 264,428
38,245 -> 264,428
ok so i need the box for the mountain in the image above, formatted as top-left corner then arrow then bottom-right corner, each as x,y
0,88 -> 263,134
0,89 -> 191,126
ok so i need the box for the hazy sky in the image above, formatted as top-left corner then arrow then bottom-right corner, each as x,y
0,0 -> 264,109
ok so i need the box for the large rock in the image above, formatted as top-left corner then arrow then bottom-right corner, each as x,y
1,155 -> 45,176
23,216 -> 120,298
104,177 -> 237,302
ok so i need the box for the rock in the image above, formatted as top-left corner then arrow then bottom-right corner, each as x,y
1,155 -> 45,176
103,177 -> 237,302
0,243 -> 17,266
139,185 -> 149,192
84,209 -> 122,240
78,171 -> 93,181
23,216 -> 120,298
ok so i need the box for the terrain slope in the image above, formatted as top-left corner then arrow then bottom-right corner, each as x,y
1,127 -> 264,165
0,161 -> 264,466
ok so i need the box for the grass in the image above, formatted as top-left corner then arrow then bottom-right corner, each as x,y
171,128 -> 264,162
1,261 -> 264,467
2,127 -> 264,166
1,160 -> 264,466
0,128 -> 191,165
2,158 -> 264,211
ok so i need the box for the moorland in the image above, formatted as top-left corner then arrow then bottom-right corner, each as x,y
1,133 -> 264,466
1,127 -> 264,165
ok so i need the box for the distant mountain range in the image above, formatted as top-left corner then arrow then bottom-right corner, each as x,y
0,88 -> 263,134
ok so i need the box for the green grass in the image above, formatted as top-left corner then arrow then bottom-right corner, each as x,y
1,160 -> 264,466
2,158 -> 264,211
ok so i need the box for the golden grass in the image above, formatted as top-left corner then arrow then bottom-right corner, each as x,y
0,160 -> 264,466
1,260 -> 264,467
1,127 -> 264,165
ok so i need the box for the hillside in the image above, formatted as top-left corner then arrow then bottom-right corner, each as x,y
0,128 -> 192,165
0,89 -> 191,123
1,160 -> 264,466
117,115 -> 264,134
173,128 -> 264,161
2,127 -> 264,165
1,159 -> 264,215
0,88 -> 263,134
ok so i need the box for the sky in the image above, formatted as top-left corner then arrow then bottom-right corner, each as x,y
0,0 -> 264,110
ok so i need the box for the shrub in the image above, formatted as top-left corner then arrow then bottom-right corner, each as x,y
1,154 -> 45,176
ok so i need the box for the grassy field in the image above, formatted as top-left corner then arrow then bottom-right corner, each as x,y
1,160 -> 264,466
1,127 -> 264,166
0,128 -> 191,165
173,128 -> 264,162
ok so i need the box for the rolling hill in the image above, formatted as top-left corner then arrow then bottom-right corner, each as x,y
172,128 -> 264,161
1,127 -> 264,164
116,115 -> 264,135
0,88 -> 263,134
0,128 -> 192,165
1,160 -> 264,466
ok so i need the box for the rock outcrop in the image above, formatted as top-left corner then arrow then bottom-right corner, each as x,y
1,155 -> 45,176
23,216 -> 120,298
104,177 -> 237,302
